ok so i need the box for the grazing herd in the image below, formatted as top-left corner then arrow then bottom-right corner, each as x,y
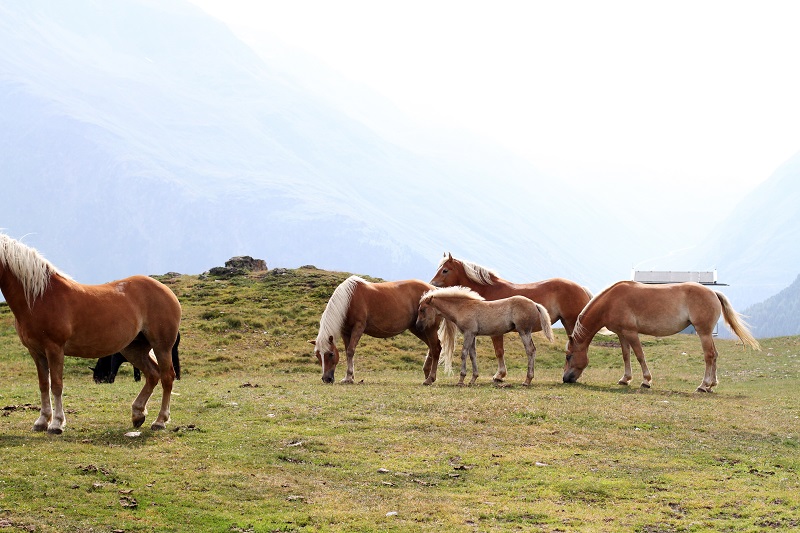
0,233 -> 761,434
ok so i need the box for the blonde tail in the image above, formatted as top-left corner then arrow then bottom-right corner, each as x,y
438,318 -> 457,375
536,303 -> 555,342
716,292 -> 761,350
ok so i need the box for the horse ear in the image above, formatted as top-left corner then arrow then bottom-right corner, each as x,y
447,252 -> 452,261
307,340 -> 316,346
328,335 -> 334,345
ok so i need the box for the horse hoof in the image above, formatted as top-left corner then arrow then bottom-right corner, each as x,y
618,379 -> 630,386
150,421 -> 166,431
47,426 -> 64,435
422,378 -> 434,386
340,378 -> 354,385
132,416 -> 146,428
696,386 -> 712,393
493,378 -> 504,383
640,382 -> 651,389
32,424 -> 47,432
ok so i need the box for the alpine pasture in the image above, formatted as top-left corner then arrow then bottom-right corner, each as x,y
0,268 -> 798,532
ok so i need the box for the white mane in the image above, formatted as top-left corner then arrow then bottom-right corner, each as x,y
421,285 -> 485,303
0,234 -> 67,308
315,275 -> 366,349
439,254 -> 498,285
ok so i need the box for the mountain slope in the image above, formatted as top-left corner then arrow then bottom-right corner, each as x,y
0,0 -> 626,289
742,273 -> 800,339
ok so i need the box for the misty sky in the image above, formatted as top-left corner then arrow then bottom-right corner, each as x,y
190,0 -> 800,247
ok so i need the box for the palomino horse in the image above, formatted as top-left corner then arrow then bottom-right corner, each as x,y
0,233 -> 181,433
563,281 -> 761,392
416,286 -> 554,386
430,253 -> 591,382
310,275 -> 454,385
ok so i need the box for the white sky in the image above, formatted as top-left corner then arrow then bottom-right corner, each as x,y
190,0 -> 800,215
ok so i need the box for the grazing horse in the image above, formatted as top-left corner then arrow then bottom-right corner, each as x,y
93,332 -> 181,383
563,281 -> 761,392
310,275 -> 454,385
430,253 -> 592,382
416,286 -> 554,386
0,233 -> 181,433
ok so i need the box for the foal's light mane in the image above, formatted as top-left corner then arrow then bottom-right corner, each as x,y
0,234 -> 68,308
421,285 -> 485,303
315,275 -> 366,348
439,254 -> 498,286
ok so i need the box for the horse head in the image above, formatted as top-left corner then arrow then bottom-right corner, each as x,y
430,252 -> 459,287
415,294 -> 438,331
562,336 -> 589,383
308,336 -> 339,384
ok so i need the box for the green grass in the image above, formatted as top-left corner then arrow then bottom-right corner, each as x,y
0,268 -> 798,532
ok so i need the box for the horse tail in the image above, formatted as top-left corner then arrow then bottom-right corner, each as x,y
172,331 -> 181,380
535,303 -> 555,342
438,318 -> 457,375
716,292 -> 761,351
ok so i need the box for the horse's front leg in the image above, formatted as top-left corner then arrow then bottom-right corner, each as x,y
520,332 -> 536,386
696,333 -> 719,392
618,336 -> 633,385
421,328 -> 441,386
343,326 -> 364,384
29,350 -> 53,432
468,335 -> 479,386
626,333 -> 652,388
490,335 -> 507,382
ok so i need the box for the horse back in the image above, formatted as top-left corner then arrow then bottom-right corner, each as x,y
348,279 -> 432,338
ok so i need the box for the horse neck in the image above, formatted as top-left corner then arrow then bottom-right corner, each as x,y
431,297 -> 466,324
573,297 -> 606,349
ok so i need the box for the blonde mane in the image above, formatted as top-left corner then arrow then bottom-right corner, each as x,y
421,285 -> 485,303
315,275 -> 366,348
439,254 -> 498,286
0,234 -> 67,308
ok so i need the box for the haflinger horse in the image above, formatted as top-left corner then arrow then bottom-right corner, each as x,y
416,286 -> 554,386
563,280 -> 761,392
0,233 -> 181,433
431,253 -> 592,382
310,275 -> 455,385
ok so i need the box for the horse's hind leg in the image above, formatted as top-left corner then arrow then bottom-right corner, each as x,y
696,333 -> 719,392
151,346 -> 176,429
519,332 -> 536,386
122,345 -> 159,428
415,326 -> 441,386
468,335 -> 479,386
490,335 -> 507,382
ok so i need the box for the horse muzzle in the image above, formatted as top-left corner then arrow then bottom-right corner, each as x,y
562,370 -> 578,383
321,373 -> 335,384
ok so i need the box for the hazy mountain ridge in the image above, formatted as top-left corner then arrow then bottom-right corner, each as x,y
743,274 -> 800,339
2,0 -> 800,320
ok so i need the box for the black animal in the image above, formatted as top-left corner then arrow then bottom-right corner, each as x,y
92,332 -> 181,383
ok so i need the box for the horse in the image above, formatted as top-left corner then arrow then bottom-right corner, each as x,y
0,233 -> 181,433
309,275 -> 454,385
430,253 -> 592,382
563,280 -> 761,392
92,332 -> 181,384
416,286 -> 554,386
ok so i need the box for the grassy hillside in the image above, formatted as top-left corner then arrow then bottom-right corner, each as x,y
0,267 -> 798,532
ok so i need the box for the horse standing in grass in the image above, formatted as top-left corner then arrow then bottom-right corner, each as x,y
310,276 -> 454,385
430,253 -> 592,382
0,233 -> 181,433
92,332 -> 181,384
563,281 -> 761,392
416,286 -> 554,386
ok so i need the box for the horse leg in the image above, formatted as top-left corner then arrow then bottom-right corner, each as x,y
343,325 -> 365,384
468,335 -> 479,386
696,333 -> 719,392
618,336 -> 633,385
29,350 -> 52,432
490,335 -> 507,382
625,333 -> 653,388
457,333 -> 472,386
415,327 -> 441,386
519,332 -> 536,386
123,346 -> 159,428
150,346 -> 176,430
43,347 -> 66,434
